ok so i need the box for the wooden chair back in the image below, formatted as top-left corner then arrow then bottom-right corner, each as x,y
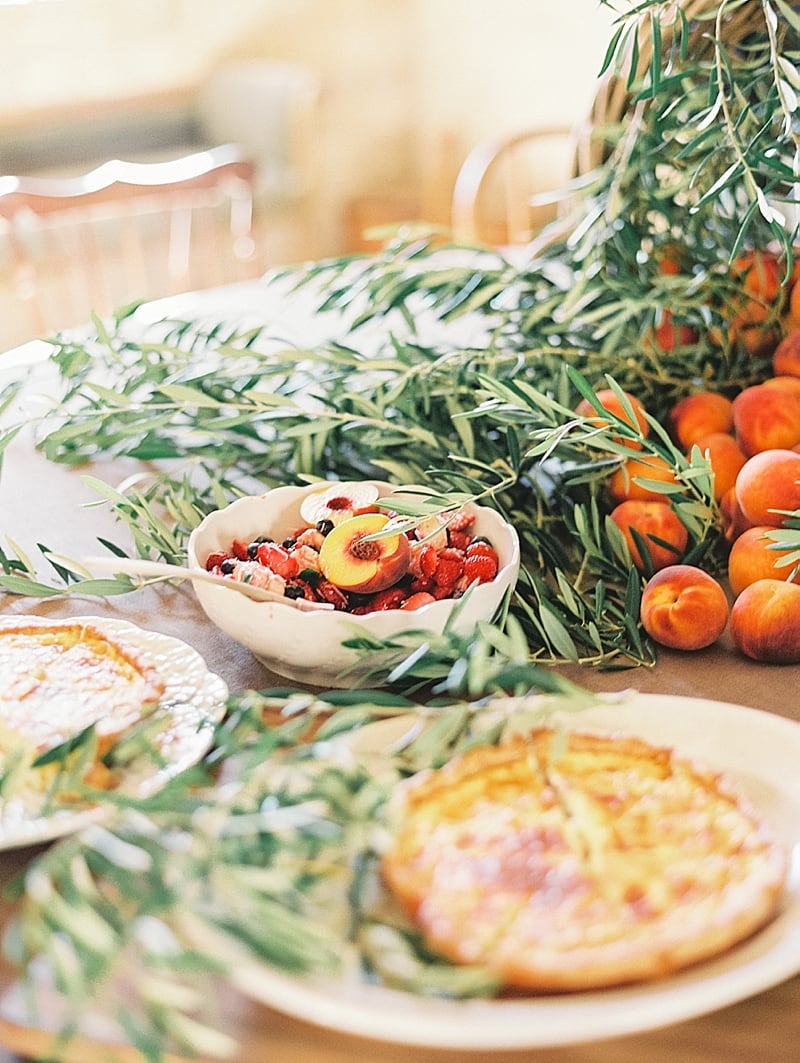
450,126 -> 584,246
0,144 -> 260,347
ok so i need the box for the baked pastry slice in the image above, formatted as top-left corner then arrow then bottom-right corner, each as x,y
381,727 -> 787,991
0,619 -> 166,790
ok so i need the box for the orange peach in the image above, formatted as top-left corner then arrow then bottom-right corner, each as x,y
609,499 -> 689,573
735,448 -> 800,526
762,374 -> 800,400
575,388 -> 649,449
651,310 -> 699,353
772,331 -> 800,378
731,383 -> 800,456
690,432 -> 747,501
731,250 -> 782,324
790,277 -> 800,323
318,512 -> 410,592
607,454 -> 679,503
727,524 -> 800,596
720,486 -> 756,543
668,391 -> 734,448
640,565 -> 729,650
730,578 -> 800,663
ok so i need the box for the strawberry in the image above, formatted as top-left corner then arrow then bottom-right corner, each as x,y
256,542 -> 300,579
463,552 -> 499,583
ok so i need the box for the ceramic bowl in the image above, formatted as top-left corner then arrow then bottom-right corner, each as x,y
186,480 -> 520,688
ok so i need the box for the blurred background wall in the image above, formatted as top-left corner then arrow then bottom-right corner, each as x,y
0,0 -> 615,260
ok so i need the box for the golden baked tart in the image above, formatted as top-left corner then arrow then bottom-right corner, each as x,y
381,727 -> 787,991
0,619 -> 166,786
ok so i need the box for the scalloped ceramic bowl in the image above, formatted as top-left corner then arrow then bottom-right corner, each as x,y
187,481 -> 520,688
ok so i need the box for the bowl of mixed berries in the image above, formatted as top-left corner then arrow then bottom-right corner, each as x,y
187,480 -> 520,687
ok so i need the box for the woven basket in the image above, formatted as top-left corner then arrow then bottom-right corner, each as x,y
577,0 -> 785,174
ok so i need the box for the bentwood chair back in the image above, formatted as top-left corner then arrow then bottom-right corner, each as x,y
450,126 -> 584,246
0,144 -> 260,347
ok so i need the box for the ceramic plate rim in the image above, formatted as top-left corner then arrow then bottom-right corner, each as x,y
0,614 -> 228,850
228,691 -> 800,1050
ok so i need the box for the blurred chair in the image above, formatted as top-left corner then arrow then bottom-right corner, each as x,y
450,126 -> 583,246
0,143 -> 260,347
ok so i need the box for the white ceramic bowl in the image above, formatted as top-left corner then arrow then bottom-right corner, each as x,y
187,481 -> 520,688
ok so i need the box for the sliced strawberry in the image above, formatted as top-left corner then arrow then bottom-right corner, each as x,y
400,591 -> 437,610
256,542 -> 300,579
463,552 -> 499,583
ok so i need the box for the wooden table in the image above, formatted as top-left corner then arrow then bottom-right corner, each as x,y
0,280 -> 799,1062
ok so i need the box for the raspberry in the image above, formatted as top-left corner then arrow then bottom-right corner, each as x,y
433,548 -> 464,587
448,529 -> 472,551
409,574 -> 434,594
231,539 -> 250,561
465,539 -> 496,558
463,552 -> 499,583
448,512 -> 475,533
419,544 -> 439,578
284,578 -> 317,602
204,551 -> 229,572
315,579 -> 350,610
364,587 -> 406,611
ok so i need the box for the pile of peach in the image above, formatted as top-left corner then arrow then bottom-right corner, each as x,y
578,316 -> 800,664
204,482 -> 501,614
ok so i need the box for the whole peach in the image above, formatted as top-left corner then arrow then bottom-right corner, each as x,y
735,449 -> 800,526
727,525 -> 800,596
690,432 -> 747,501
607,454 -> 679,503
668,391 -> 734,449
650,311 -> 699,354
772,332 -> 800,378
640,565 -> 729,650
731,384 -> 800,456
730,579 -> 800,663
730,250 -> 782,325
762,374 -> 800,400
609,499 -> 689,573
720,486 -> 756,543
575,388 -> 649,449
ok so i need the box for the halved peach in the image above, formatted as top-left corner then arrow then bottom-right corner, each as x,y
318,512 -> 411,592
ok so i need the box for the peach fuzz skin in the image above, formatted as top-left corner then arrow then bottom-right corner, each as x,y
727,525 -> 800,597
668,391 -> 734,449
640,565 -> 729,651
720,487 -> 757,543
575,388 -> 649,449
609,499 -> 689,573
773,331 -> 800,378
607,454 -> 679,503
731,384 -> 800,456
691,432 -> 747,501
734,449 -> 800,527
730,579 -> 800,664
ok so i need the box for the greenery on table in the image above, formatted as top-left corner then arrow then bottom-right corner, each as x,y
1,0 -> 798,682
0,1 -> 797,1060
4,686 -> 591,1061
